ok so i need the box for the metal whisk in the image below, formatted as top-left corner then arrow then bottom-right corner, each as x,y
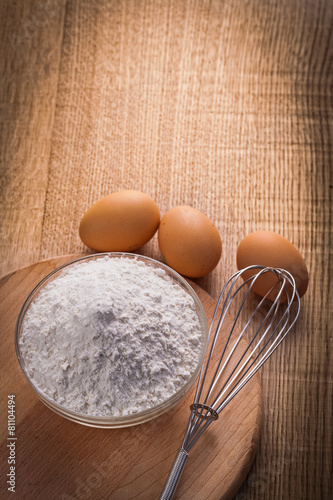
160,265 -> 300,500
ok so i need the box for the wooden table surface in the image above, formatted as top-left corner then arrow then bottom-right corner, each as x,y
0,1 -> 332,499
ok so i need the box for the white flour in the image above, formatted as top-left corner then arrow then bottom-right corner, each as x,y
19,256 -> 203,417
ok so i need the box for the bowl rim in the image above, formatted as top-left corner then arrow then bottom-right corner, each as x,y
15,252 -> 209,428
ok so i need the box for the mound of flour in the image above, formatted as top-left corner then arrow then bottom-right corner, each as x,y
19,256 -> 203,417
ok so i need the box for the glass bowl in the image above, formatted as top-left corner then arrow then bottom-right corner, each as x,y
15,253 -> 208,428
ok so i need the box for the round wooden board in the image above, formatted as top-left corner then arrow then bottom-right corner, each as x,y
0,255 -> 262,500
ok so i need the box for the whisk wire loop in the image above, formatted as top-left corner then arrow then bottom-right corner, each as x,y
197,269 -> 279,412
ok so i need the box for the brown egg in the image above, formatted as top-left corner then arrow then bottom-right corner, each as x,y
236,231 -> 309,299
79,190 -> 160,252
158,206 -> 222,278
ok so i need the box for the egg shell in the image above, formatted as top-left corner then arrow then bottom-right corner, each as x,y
79,190 -> 160,252
158,206 -> 222,278
236,231 -> 309,299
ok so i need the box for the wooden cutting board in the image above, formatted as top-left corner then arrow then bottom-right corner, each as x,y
0,255 -> 262,500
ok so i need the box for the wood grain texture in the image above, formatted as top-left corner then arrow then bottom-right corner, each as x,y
0,255 -> 262,500
0,0 -> 332,499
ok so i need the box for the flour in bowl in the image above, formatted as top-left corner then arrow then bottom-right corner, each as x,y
19,256 -> 204,417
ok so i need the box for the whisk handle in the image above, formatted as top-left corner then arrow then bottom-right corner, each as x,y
159,448 -> 189,500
